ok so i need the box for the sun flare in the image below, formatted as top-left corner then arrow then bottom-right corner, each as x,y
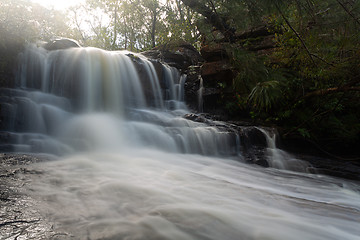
31,0 -> 85,10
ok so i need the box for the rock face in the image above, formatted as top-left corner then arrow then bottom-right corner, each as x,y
0,39 -> 24,88
200,43 -> 229,62
43,38 -> 81,51
0,153 -> 64,239
142,41 -> 203,71
199,44 -> 235,115
183,66 -> 202,111
142,41 -> 235,114
201,61 -> 233,76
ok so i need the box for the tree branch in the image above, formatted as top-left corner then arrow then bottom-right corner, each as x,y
303,86 -> 360,99
336,0 -> 360,27
274,3 -> 316,65
180,0 -> 235,42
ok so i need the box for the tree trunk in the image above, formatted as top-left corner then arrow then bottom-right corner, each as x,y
304,77 -> 360,99
151,9 -> 157,48
112,4 -> 118,49
304,86 -> 360,99
123,16 -> 128,50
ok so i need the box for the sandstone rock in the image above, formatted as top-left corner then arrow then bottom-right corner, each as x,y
200,43 -> 229,62
142,41 -> 203,71
201,61 -> 232,76
184,67 -> 201,111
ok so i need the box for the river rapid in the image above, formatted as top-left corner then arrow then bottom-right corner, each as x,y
24,149 -> 359,240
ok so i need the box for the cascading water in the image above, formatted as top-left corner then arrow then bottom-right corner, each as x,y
256,127 -> 313,172
2,44 -> 238,156
1,44 -> 360,239
197,76 -> 204,113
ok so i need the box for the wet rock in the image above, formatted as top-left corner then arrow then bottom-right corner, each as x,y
296,155 -> 360,181
254,158 -> 270,168
198,51 -> 234,115
0,187 -> 10,200
183,113 -> 209,123
0,37 -> 23,88
184,66 -> 202,111
0,153 -> 64,239
243,127 -> 268,148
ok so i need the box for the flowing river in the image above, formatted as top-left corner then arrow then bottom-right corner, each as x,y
0,44 -> 359,239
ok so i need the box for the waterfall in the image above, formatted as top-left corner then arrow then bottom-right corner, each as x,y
1,44 -> 240,156
1,44 -> 359,240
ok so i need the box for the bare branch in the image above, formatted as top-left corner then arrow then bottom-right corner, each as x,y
336,0 -> 360,27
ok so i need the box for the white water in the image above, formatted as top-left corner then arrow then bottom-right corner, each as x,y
198,76 -> 204,113
29,150 -> 360,240
4,44 -> 236,156
3,44 -> 360,239
256,127 -> 312,172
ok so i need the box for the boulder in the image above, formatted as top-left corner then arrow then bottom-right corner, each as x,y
43,38 -> 81,51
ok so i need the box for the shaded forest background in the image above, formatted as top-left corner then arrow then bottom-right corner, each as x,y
1,0 -> 360,156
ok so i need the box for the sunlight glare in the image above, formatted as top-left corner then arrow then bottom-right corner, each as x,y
31,0 -> 85,10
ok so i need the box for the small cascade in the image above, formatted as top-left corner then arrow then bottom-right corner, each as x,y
162,65 -> 187,110
256,127 -> 313,172
197,76 -> 204,112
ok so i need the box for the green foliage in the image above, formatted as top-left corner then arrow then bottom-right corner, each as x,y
69,0 -> 201,50
229,48 -> 268,92
297,128 -> 311,139
195,0 -> 360,147
248,80 -> 282,112
227,48 -> 287,113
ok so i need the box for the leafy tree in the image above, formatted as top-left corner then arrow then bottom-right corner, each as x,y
179,0 -> 360,149
0,0 -> 72,42
82,0 -> 166,50
0,0 -> 74,87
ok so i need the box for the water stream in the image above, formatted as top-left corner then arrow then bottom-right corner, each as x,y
1,44 -> 360,239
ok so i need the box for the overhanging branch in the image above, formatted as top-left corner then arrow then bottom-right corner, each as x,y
303,86 -> 360,99
180,0 -> 235,42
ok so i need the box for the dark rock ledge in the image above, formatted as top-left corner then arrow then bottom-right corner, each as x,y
0,153 -> 71,240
